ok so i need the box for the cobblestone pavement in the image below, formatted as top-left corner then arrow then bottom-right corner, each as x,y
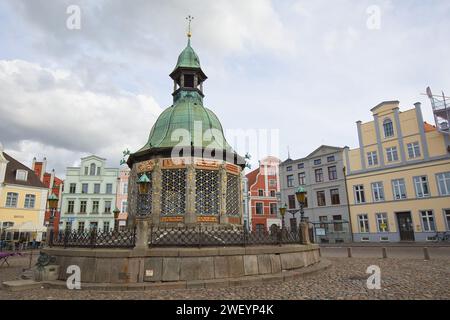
1,254 -> 450,300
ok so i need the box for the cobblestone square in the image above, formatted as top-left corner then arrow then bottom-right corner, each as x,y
1,249 -> 449,300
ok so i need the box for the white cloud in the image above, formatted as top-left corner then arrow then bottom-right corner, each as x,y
0,60 -> 162,177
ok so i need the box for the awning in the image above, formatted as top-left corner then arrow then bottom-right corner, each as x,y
5,221 -> 47,233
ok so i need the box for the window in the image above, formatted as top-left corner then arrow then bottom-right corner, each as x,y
354,185 -> 366,204
317,191 -> 326,207
84,167 -> 88,175
122,183 -> 128,194
89,163 -> 96,176
421,210 -> 435,232
92,201 -> 99,214
414,176 -> 430,198
94,183 -> 100,194
298,172 -> 306,185
81,183 -> 88,194
286,166 -> 292,172
5,192 -> 18,207
270,203 -> 277,215
386,147 -> 399,162
333,215 -> 343,232
288,195 -> 296,209
80,201 -> 87,213
436,172 -> 450,196
327,155 -> 335,162
445,209 -> 450,231
103,222 -> 110,233
65,221 -> 72,231
78,221 -> 85,233
67,200 -> 74,214
287,175 -> 294,187
313,159 -> 322,165
121,201 -> 128,213
392,179 -> 407,200
297,163 -> 304,169
104,201 -> 112,213
69,183 -> 76,194
106,183 -> 113,194
16,170 -> 27,181
383,119 -> 394,137
255,203 -> 264,215
407,142 -> 421,158
96,167 -> 101,176
367,151 -> 378,166
328,166 -> 337,180
330,189 -> 340,205
24,194 -> 35,208
255,224 -> 265,233
371,182 -> 385,202
270,190 -> 276,197
258,189 -> 264,197
376,213 -> 389,232
319,216 -> 328,231
315,168 -> 323,183
90,222 -> 98,230
358,214 -> 370,233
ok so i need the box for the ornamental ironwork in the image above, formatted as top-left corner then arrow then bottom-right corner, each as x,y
137,172 -> 152,217
226,173 -> 240,215
148,226 -> 301,247
49,228 -> 136,248
161,169 -> 186,215
195,169 -> 219,215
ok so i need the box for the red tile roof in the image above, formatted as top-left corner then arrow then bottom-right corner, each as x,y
245,168 -> 260,189
424,121 -> 436,132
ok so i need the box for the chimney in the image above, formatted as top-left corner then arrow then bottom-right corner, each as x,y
414,102 -> 421,110
32,157 -> 37,170
41,157 -> 47,182
49,169 -> 55,190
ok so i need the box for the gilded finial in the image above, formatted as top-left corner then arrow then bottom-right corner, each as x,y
186,15 -> 194,38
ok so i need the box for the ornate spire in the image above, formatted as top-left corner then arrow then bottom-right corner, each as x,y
186,15 -> 194,40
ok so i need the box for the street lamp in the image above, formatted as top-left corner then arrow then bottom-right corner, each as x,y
47,193 -> 59,245
113,208 -> 120,232
137,173 -> 150,194
279,203 -> 287,230
295,186 -> 307,222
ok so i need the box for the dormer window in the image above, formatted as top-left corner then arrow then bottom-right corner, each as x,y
383,119 -> 394,138
16,169 -> 28,181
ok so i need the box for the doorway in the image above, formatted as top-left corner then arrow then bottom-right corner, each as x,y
396,212 -> 415,241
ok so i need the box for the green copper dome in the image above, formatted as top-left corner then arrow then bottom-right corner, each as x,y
138,90 -> 233,152
174,39 -> 201,69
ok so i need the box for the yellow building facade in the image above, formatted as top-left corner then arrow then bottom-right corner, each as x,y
0,147 -> 48,241
344,101 -> 450,242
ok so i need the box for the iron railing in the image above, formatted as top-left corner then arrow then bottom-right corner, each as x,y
148,226 -> 302,247
49,228 -> 136,248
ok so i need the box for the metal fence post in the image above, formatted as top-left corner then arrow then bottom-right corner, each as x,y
48,229 -> 54,247
64,229 -> 69,248
90,229 -> 97,248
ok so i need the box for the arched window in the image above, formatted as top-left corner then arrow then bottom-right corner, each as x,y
383,118 -> 394,137
89,163 -> 96,176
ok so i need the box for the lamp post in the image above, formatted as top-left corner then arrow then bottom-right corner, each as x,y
47,193 -> 59,245
113,208 -> 120,232
279,203 -> 287,230
295,186 -> 307,222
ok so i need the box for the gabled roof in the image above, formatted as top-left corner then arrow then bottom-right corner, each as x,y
305,145 -> 343,159
370,100 -> 400,112
245,168 -> 260,189
80,155 -> 106,161
2,152 -> 46,189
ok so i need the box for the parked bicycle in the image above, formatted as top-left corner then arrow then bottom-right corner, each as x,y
432,231 -> 450,242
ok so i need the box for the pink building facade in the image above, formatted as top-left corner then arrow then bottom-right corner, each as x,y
115,168 -> 129,230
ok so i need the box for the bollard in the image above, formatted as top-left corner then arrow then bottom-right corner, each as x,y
423,247 -> 430,261
318,247 -> 322,257
347,247 -> 352,258
382,247 -> 387,259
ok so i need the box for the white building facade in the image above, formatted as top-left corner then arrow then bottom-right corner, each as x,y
60,155 -> 119,233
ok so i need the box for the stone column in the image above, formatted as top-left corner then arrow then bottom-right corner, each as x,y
151,159 -> 162,226
219,164 -> 228,225
185,161 -> 196,225
135,217 -> 149,250
299,222 -> 311,245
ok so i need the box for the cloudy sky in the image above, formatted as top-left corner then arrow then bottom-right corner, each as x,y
1,0 -> 449,177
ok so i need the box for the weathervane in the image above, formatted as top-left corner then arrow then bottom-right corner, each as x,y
186,15 -> 194,38
119,148 -> 131,166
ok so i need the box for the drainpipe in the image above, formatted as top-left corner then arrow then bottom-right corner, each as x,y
343,167 -> 354,242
